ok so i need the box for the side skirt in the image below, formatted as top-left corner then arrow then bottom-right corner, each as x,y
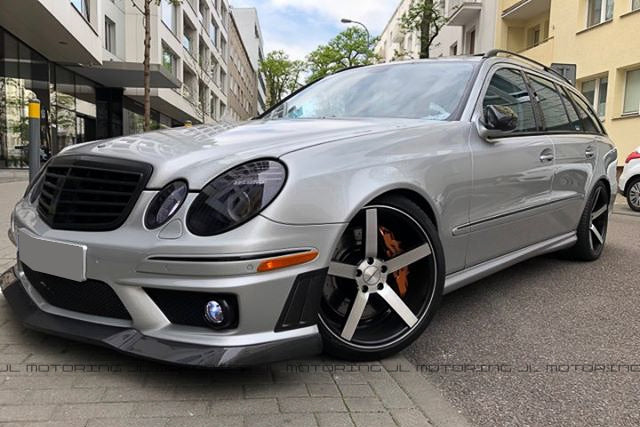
443,232 -> 577,295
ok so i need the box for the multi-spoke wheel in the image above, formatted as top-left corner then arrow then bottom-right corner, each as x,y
318,195 -> 444,360
626,178 -> 640,212
566,181 -> 610,261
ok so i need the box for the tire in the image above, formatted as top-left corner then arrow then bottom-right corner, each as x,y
626,177 -> 640,212
318,194 -> 445,361
565,181 -> 610,261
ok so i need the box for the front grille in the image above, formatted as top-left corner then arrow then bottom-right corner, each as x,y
144,288 -> 238,328
22,263 -> 131,320
37,155 -> 153,231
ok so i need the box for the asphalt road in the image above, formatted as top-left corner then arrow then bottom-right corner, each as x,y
406,209 -> 640,426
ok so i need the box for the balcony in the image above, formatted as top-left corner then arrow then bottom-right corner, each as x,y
502,0 -> 551,21
448,0 -> 482,27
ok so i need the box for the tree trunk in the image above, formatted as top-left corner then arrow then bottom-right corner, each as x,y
420,1 -> 432,59
143,0 -> 152,131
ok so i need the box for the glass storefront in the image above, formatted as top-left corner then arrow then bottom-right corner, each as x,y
0,26 -> 185,169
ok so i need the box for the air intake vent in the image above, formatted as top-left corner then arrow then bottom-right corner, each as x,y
37,155 -> 152,231
22,263 -> 131,320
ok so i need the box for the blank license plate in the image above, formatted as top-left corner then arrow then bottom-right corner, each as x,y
18,229 -> 87,282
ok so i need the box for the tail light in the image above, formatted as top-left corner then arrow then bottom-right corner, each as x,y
626,151 -> 640,164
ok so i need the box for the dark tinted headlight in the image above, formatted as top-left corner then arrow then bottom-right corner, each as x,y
187,160 -> 287,236
145,180 -> 189,229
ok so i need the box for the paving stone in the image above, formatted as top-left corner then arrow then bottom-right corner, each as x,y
351,412 -> 397,427
208,398 -> 279,415
87,418 -> 170,427
332,371 -> 368,385
1,420 -> 87,427
133,401 -> 208,417
307,383 -> 341,397
244,413 -> 318,427
173,384 -> 244,400
0,405 -> 57,422
369,379 -> 415,409
2,375 -> 76,389
26,387 -> 106,403
73,374 -> 146,388
343,397 -> 387,413
338,383 -> 375,397
102,387 -> 176,402
166,416 -> 243,427
52,402 -> 136,420
278,397 -> 347,413
244,382 -> 308,398
391,408 -> 433,427
0,389 -> 28,404
315,412 -> 356,427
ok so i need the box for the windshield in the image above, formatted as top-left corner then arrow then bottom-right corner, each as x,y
264,61 -> 476,121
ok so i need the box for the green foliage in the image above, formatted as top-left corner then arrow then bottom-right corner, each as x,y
260,51 -> 306,108
306,27 -> 379,83
399,0 -> 449,59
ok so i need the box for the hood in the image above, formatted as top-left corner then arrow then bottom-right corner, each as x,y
59,118 -> 428,189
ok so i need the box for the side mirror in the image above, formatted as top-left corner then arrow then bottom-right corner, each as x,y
477,105 -> 518,140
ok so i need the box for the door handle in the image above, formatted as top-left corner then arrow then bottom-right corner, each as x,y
539,152 -> 554,163
585,145 -> 596,159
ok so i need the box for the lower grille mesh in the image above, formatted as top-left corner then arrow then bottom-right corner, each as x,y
22,263 -> 131,320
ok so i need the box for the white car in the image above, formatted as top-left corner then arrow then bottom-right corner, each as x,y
619,147 -> 640,212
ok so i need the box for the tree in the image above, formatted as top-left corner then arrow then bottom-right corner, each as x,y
306,27 -> 379,83
260,51 -> 306,108
399,0 -> 451,59
131,0 -> 181,131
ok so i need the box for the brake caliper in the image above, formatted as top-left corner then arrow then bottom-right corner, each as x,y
379,226 -> 409,297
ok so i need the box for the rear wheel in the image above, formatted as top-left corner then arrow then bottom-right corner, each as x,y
318,195 -> 444,361
626,178 -> 640,212
566,182 -> 610,261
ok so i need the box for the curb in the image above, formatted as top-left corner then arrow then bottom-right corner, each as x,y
382,356 -> 472,427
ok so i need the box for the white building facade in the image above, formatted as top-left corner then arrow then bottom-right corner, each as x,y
231,7 -> 267,114
0,0 -> 254,168
375,0 -> 498,62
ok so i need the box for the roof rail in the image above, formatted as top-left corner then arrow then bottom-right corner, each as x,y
483,49 -> 572,84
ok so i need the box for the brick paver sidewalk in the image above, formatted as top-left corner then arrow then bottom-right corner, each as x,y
0,180 -> 469,427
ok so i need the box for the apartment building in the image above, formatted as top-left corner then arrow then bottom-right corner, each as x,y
495,0 -> 640,166
375,0 -> 497,62
227,11 -> 257,121
0,0 -> 244,168
231,7 -> 267,114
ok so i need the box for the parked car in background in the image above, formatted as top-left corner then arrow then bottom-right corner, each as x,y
619,147 -> 640,212
2,50 -> 618,367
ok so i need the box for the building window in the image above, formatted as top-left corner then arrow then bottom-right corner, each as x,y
210,21 -> 218,46
634,0 -> 640,11
161,0 -> 177,33
162,45 -> 177,77
70,0 -> 89,20
104,17 -> 116,54
581,76 -> 608,118
450,43 -> 458,56
587,0 -> 614,27
623,69 -> 640,115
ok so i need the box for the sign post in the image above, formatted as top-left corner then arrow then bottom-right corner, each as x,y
28,99 -> 41,182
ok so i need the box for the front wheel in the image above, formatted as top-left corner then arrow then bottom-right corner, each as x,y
318,195 -> 445,361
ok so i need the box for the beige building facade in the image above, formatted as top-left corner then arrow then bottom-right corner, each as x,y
227,12 -> 258,121
495,0 -> 640,166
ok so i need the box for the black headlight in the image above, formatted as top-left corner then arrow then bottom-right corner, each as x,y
145,180 -> 189,229
187,159 -> 287,236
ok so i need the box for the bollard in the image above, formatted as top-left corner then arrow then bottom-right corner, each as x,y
28,99 -> 41,183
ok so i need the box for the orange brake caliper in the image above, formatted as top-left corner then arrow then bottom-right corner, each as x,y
379,226 -> 409,297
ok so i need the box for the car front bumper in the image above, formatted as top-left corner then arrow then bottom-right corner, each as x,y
4,193 -> 346,367
1,266 -> 322,367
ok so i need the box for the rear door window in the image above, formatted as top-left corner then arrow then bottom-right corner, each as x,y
566,89 -> 603,134
557,87 -> 583,132
483,68 -> 538,133
527,74 -> 574,132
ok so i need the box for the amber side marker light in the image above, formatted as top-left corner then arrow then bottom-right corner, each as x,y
257,250 -> 319,272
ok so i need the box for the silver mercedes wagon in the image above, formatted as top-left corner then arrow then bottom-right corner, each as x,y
2,51 -> 618,367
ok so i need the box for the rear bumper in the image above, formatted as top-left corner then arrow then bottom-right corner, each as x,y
1,266 -> 322,368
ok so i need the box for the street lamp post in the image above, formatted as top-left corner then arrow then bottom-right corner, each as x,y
340,18 -> 371,45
